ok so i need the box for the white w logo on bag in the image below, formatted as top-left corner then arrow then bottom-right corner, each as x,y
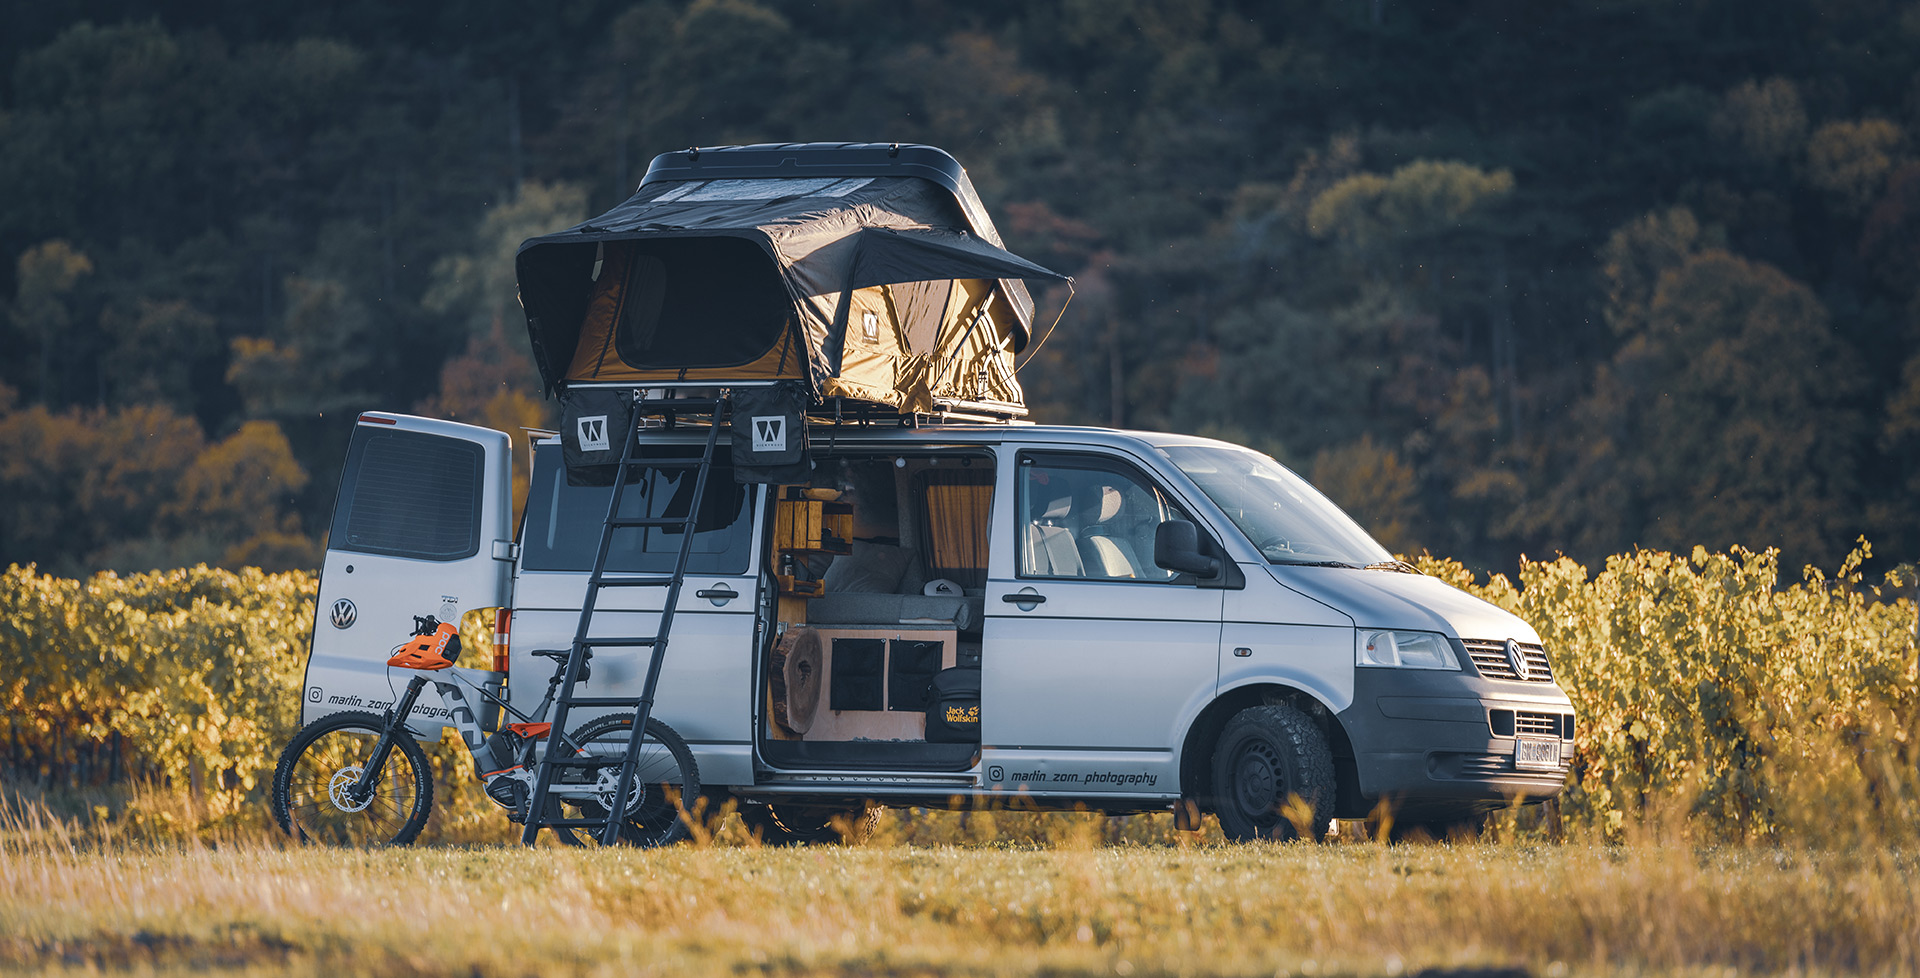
751,416 -> 786,453
577,415 -> 609,452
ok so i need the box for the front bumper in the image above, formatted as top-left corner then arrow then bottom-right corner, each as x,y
1334,666 -> 1574,821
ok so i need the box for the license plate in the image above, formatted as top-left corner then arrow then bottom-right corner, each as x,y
1514,737 -> 1561,771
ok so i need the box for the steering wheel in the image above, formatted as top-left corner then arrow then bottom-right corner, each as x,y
1258,536 -> 1339,560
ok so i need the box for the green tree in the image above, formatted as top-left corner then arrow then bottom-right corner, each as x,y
9,240 -> 93,403
1546,248 -> 1864,568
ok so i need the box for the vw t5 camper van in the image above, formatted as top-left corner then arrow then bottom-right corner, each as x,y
302,412 -> 1574,841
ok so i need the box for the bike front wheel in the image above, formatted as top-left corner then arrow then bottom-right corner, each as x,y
548,715 -> 700,848
271,710 -> 433,846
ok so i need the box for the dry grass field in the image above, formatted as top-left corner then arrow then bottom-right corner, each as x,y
3,799 -> 1918,978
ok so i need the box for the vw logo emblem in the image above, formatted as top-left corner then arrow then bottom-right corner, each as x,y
330,598 -> 358,630
1504,638 -> 1531,680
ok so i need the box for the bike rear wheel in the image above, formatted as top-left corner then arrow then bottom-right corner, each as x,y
549,715 -> 700,848
272,711 -> 433,846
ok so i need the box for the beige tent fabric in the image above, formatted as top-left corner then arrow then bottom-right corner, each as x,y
565,243 -> 1022,412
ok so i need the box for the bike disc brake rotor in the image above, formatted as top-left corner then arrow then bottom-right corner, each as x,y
328,765 -> 375,813
591,765 -> 647,816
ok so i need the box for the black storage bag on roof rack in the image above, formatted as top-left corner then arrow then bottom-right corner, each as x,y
560,387 -> 635,487
730,382 -> 811,484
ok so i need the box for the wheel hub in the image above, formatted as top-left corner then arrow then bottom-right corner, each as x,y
593,768 -> 647,815
1233,745 -> 1282,817
328,765 -> 374,812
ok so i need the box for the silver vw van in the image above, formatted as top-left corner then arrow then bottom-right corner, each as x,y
301,411 -> 1575,841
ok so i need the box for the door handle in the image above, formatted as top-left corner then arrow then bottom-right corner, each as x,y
696,585 -> 738,606
1003,585 -> 1045,611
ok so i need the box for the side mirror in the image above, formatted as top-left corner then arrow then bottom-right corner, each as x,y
1154,520 -> 1220,577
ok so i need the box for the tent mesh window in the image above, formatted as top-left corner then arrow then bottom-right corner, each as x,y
611,237 -> 792,371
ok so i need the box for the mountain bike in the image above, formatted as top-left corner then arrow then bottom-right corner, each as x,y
269,615 -> 699,846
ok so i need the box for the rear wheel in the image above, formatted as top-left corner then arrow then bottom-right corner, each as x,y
549,715 -> 700,848
272,711 -> 433,846
1211,704 -> 1335,842
738,803 -> 879,845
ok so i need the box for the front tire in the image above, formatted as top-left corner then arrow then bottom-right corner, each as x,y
549,715 -> 701,848
1211,704 -> 1335,842
272,711 -> 433,846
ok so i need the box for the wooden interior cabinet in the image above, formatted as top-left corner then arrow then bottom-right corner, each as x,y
773,625 -> 957,742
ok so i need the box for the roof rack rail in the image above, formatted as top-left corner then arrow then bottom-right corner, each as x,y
555,385 -> 1027,427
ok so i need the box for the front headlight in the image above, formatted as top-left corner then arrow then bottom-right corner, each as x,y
1355,629 -> 1460,670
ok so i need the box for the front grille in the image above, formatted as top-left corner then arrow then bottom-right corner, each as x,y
1458,754 -> 1517,778
1446,753 -> 1567,782
1488,709 -> 1575,738
1461,638 -> 1554,682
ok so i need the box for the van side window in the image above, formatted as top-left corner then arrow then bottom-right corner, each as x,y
330,428 -> 484,561
1016,454 -> 1189,583
520,444 -> 752,574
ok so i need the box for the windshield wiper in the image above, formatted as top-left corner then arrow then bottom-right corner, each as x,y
1270,559 -> 1360,568
1364,559 -> 1419,573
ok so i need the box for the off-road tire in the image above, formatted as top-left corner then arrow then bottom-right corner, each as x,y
1211,704 -> 1335,842
549,714 -> 701,848
271,710 -> 433,846
738,803 -> 880,845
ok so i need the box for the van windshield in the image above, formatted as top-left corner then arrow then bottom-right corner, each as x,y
1157,444 -> 1393,568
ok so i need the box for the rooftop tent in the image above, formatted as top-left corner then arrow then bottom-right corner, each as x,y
516,143 -> 1069,416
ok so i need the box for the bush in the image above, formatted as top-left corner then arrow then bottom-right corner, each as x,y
1416,543 -> 1919,842
3,546 -> 1915,844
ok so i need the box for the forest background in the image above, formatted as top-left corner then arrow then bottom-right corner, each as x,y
3,0 -> 1919,578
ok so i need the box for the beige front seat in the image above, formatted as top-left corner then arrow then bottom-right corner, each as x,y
1025,493 -> 1086,577
1075,485 -> 1140,579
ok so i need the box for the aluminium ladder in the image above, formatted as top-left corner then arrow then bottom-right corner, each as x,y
521,394 -> 725,846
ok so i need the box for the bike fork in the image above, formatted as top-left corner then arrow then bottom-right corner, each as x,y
349,674 -> 430,804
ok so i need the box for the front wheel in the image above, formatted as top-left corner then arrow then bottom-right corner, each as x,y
1211,704 -> 1335,842
549,715 -> 701,848
271,711 -> 433,846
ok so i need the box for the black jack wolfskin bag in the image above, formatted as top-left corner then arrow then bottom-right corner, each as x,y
924,667 -> 982,743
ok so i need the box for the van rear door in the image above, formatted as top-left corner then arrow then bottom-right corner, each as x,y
300,413 -> 514,737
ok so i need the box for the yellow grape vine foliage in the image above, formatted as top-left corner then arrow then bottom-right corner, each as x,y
0,565 -> 314,816
1417,542 -> 1920,841
1,546 -> 1915,841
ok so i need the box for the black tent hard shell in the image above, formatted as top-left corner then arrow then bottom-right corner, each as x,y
516,143 -> 1068,416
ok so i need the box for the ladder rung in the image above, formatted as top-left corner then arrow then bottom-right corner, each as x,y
605,517 -> 692,529
581,637 -> 661,648
589,575 -> 677,587
561,696 -> 645,708
626,458 -> 706,469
